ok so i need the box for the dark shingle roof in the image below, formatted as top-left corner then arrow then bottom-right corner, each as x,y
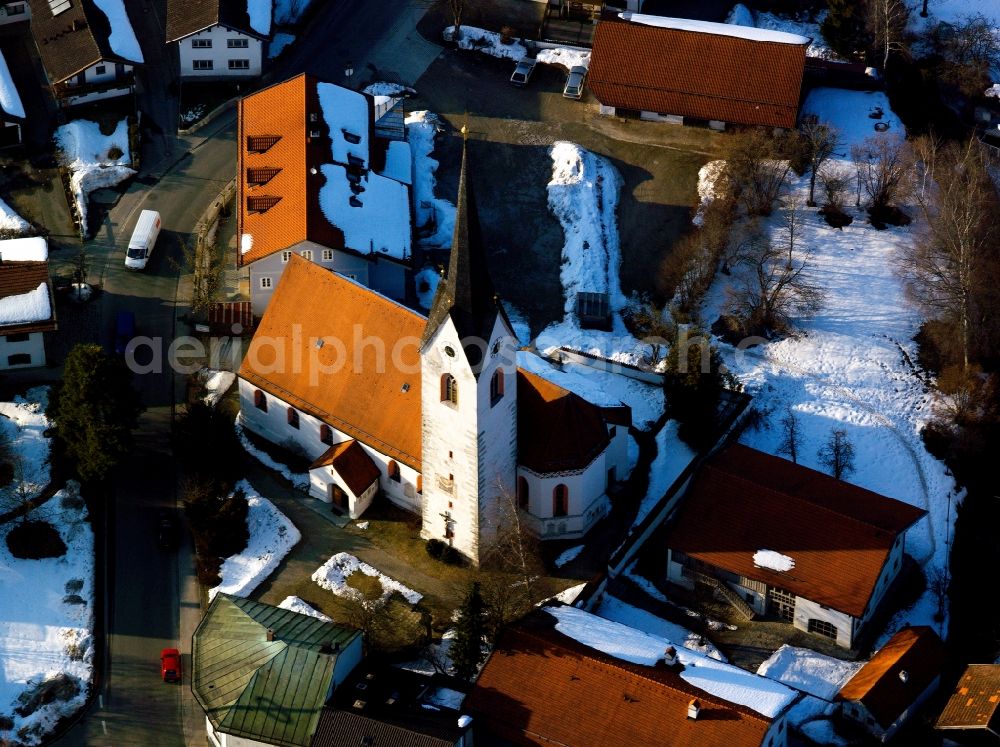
193,594 -> 360,747
166,0 -> 265,42
27,0 -> 129,84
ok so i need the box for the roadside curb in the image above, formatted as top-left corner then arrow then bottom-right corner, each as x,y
179,98 -> 238,137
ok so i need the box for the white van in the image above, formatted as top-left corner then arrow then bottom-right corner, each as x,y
125,209 -> 161,270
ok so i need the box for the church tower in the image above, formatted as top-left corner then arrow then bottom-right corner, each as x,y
420,135 -> 518,565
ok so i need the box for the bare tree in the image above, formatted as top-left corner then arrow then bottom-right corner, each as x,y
929,14 -> 1000,98
852,134 -> 913,213
482,487 -> 544,608
866,0 -> 910,72
0,451 -> 40,525
899,139 -> 998,371
776,405 -> 802,464
627,296 -> 675,364
799,119 -> 840,207
725,129 -> 793,217
818,428 -> 856,480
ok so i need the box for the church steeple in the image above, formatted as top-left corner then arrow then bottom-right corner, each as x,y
421,131 -> 507,372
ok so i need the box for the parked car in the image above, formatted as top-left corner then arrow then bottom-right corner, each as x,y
113,310 -> 135,355
157,509 -> 177,550
510,58 -> 537,87
160,648 -> 181,682
563,66 -> 588,99
125,209 -> 162,270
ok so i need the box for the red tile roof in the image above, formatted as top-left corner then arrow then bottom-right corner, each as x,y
838,627 -> 947,729
239,256 -> 424,470
588,14 -> 808,129
665,444 -> 926,617
936,664 -> 1000,732
311,439 -> 380,497
516,369 -> 614,474
466,614 -> 773,747
0,261 -> 56,335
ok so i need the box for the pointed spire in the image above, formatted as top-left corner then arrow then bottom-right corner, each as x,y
421,135 -> 506,373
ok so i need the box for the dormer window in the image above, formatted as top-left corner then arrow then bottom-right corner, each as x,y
247,167 -> 281,186
247,195 -> 281,213
247,135 -> 280,153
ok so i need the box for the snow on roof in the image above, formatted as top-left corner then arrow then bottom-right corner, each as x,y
547,605 -> 795,718
0,198 -> 30,235
273,0 -> 313,25
240,233 -> 253,255
318,164 -> 411,260
516,350 -> 623,409
414,266 -> 440,310
317,83 -> 370,168
754,549 -> 795,573
620,12 -> 811,45
0,49 -> 25,119
278,596 -> 332,622
0,283 -> 51,326
0,237 -> 48,262
757,645 -> 864,701
247,0 -> 272,36
91,0 -> 145,63
379,140 -> 412,186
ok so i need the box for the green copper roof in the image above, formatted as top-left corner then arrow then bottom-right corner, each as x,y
193,594 -> 360,747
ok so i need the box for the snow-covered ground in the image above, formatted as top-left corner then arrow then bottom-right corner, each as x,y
800,88 -> 904,158
0,48 -> 25,119
757,645 -> 863,700
446,25 -> 527,61
700,87 -> 958,643
0,483 -> 94,746
312,552 -> 422,605
595,594 -> 724,660
198,368 -> 236,408
631,422 -> 695,529
0,387 -> 52,500
273,0 -> 313,25
234,414 -> 309,490
398,629 -> 456,675
547,605 -> 795,718
725,4 -> 837,60
54,119 -> 134,235
278,596 -> 331,622
406,110 -> 456,249
209,481 -> 301,600
553,544 -> 584,568
267,33 -> 296,59
0,197 -> 29,235
91,0 -> 143,62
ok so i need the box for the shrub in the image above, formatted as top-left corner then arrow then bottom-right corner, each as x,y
14,674 -> 80,717
819,205 -> 854,228
6,521 -> 67,559
426,538 -> 445,559
106,145 -> 124,161
425,538 -> 464,565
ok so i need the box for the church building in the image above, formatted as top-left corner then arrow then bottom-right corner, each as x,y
237,141 -> 630,564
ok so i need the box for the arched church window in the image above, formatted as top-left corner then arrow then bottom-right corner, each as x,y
553,484 -> 568,517
387,460 -> 401,482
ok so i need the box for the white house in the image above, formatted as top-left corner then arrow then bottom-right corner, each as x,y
166,0 -> 269,79
0,1 -> 28,26
0,237 -> 55,370
664,444 -> 927,649
237,143 -> 631,564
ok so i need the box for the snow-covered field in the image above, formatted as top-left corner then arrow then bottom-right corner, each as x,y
701,88 -> 958,643
234,414 -> 309,490
54,119 -> 134,234
757,645 -> 863,700
312,552 -> 422,605
209,481 -> 301,600
406,110 -> 456,249
0,387 -> 52,500
278,596 -> 331,622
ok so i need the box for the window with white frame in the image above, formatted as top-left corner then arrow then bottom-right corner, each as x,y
321,249 -> 333,261
229,59 -> 250,70
807,618 -> 838,640
301,249 -> 313,260
281,250 -> 292,263
193,60 -> 213,70
191,39 -> 212,48
260,277 -> 272,289
227,38 -> 249,48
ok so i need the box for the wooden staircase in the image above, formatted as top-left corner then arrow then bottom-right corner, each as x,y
684,568 -> 757,621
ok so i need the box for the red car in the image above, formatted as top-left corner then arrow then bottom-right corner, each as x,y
160,648 -> 181,683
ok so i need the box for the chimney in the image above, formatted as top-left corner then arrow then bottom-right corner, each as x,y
663,646 -> 677,666
266,628 -> 274,642
622,11 -> 633,21
687,699 -> 700,719
898,670 -> 909,684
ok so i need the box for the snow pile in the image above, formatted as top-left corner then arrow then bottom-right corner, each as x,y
801,88 -> 903,156
536,47 -> 591,70
548,605 -> 795,717
0,387 -> 51,501
753,549 -> 795,573
986,84 -> 1000,99
234,414 -> 309,490
784,695 -> 842,743
209,481 -> 301,600
364,82 -> 417,97
554,544 -> 584,568
632,422 -> 696,529
725,3 -> 754,27
318,164 -> 411,259
725,4 -> 835,59
0,237 -> 47,261
278,596 -> 332,622
701,89 -> 958,641
445,26 -> 527,61
268,33 -> 296,59
551,582 -> 587,605
0,49 -> 25,119
0,198 -> 30,235
414,266 -> 441,310
406,110 -> 456,248
0,283 -> 50,326
273,0 -> 313,25
198,368 -> 236,408
692,159 -> 727,226
91,0 -> 143,62
0,482 -> 94,746
596,595 -> 724,660
757,645 -> 863,700
54,119 -> 134,234
312,552 -> 423,604
622,12 -> 810,45
246,0 -> 271,36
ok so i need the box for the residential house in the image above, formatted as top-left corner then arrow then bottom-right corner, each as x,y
0,1 -> 29,26
193,593 -> 363,747
935,664 -> 1000,741
0,48 -> 25,147
312,663 -> 473,747
0,237 -> 56,369
466,605 -> 793,747
237,142 -> 631,563
837,626 -> 947,742
237,73 -> 412,317
26,0 -> 143,108
166,0 -> 269,80
588,12 -> 809,129
664,444 -> 927,649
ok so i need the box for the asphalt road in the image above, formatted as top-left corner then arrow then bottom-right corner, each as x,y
51,1 -> 439,744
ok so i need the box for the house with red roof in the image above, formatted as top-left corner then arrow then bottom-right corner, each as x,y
664,444 -> 927,648
238,141 -> 630,563
837,626 -> 947,742
588,12 -> 809,130
236,74 -> 412,317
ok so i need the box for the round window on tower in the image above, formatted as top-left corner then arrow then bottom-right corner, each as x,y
444,345 -> 456,358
